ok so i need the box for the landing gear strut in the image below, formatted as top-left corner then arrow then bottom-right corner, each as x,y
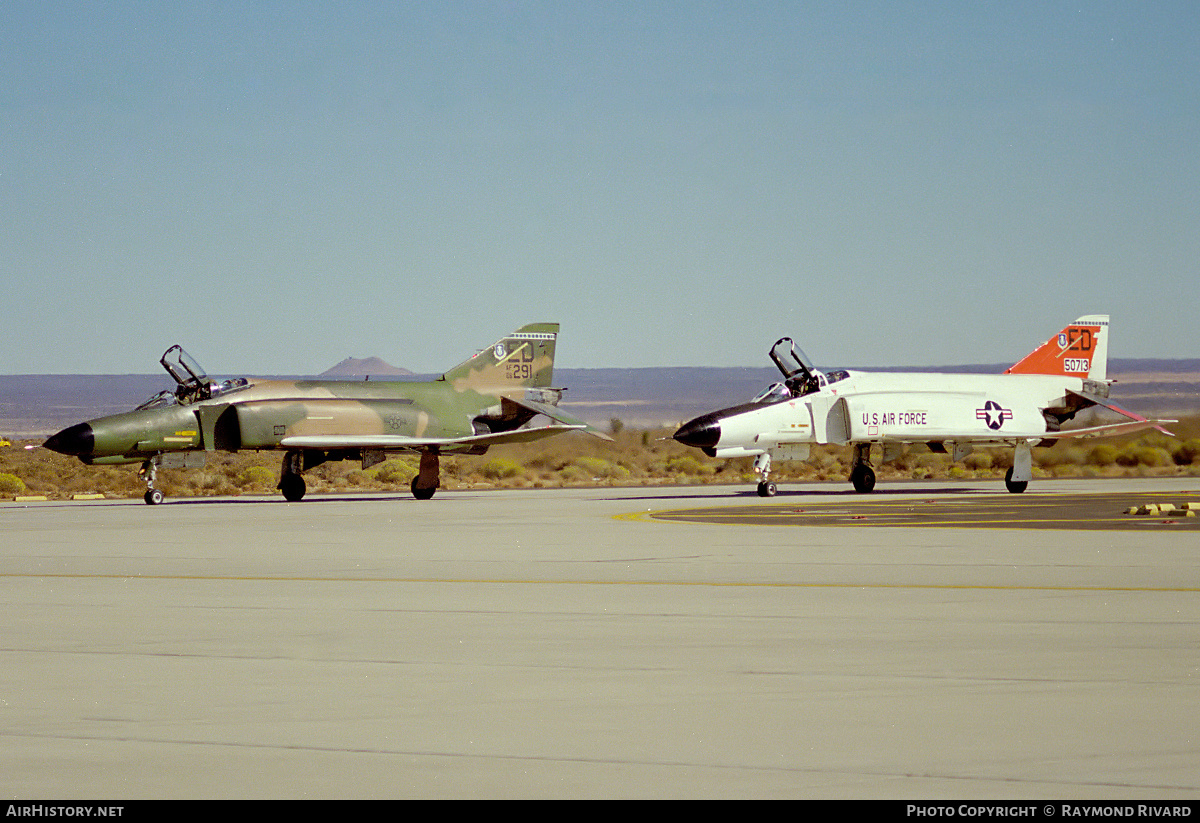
1005,440 -> 1032,493
850,443 -> 876,493
411,452 -> 440,500
279,450 -> 306,502
754,452 -> 776,497
139,458 -> 164,505
276,448 -> 443,502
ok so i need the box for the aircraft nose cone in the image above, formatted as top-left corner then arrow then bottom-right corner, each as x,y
44,422 -> 94,457
673,414 -> 721,449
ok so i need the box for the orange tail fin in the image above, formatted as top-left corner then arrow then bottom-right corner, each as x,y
1005,315 -> 1108,381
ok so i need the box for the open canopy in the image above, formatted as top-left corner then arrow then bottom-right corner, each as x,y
161,345 -> 208,394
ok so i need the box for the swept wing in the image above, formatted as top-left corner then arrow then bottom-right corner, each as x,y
281,394 -> 611,450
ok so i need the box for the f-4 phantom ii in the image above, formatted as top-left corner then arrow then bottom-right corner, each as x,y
44,323 -> 608,504
674,315 -> 1174,496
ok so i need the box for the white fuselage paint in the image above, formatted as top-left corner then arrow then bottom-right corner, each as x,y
710,371 -> 1081,457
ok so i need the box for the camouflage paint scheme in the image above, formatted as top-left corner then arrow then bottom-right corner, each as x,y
43,323 -> 609,504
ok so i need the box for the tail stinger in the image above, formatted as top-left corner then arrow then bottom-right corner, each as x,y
440,323 -> 560,389
1005,314 -> 1109,381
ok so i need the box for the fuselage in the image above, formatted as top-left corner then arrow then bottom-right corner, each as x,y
43,377 -> 549,465
675,369 -> 1088,457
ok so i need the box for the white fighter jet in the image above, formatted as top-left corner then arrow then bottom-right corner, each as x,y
673,315 -> 1173,496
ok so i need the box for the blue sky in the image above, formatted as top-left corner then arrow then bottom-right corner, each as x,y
3,1 -> 1197,374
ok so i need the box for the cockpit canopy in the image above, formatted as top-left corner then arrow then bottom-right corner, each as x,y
769,337 -> 816,382
751,337 -> 849,404
769,337 -> 823,397
162,345 -> 208,395
134,346 -> 249,410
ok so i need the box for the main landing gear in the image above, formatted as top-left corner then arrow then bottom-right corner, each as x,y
1003,468 -> 1028,494
276,449 -> 443,502
849,443 -> 876,493
410,452 -> 439,500
1004,440 -> 1033,494
747,440 -> 1033,498
279,451 -> 307,502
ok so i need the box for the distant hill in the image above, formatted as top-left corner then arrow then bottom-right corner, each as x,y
319,357 -> 413,377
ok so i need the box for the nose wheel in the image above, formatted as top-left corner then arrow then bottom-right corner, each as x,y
139,458 -> 164,505
753,453 -> 777,496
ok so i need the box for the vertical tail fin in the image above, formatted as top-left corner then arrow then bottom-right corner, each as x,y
439,323 -> 560,388
1005,315 -> 1109,381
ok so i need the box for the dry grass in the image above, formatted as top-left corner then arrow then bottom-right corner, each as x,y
3,416 -> 1199,500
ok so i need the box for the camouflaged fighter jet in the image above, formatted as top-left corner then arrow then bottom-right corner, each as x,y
43,323 -> 608,504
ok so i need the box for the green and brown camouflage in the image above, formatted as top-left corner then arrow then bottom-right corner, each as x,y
43,323 -> 608,504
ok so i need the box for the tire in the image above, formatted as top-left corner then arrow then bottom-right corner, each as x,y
850,465 -> 876,493
280,474 -> 306,502
411,477 -> 436,500
1004,467 -> 1028,494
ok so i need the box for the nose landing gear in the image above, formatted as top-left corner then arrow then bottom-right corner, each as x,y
753,453 -> 777,497
139,458 -> 165,505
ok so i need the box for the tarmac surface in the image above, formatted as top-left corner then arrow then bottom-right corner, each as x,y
3,478 -> 1199,799
643,490 -> 1200,530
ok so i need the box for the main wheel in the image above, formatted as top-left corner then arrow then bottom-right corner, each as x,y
411,477 -> 436,500
850,464 -> 876,493
756,481 -> 777,497
280,474 -> 306,502
1004,467 -> 1028,494
143,489 -> 164,505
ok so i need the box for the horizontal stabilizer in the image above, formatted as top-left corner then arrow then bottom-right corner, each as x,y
507,396 -> 614,441
1064,388 -> 1176,437
1040,418 -> 1176,440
